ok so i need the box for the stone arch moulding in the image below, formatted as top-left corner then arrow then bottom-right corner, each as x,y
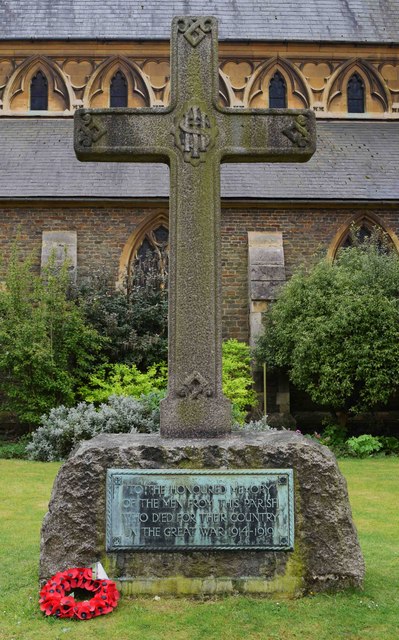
327,212 -> 399,261
324,59 -> 391,114
83,56 -> 157,108
2,55 -> 74,113
118,211 -> 169,286
243,57 -> 311,109
219,69 -> 239,107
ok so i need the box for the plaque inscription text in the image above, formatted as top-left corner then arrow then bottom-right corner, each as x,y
106,469 -> 294,551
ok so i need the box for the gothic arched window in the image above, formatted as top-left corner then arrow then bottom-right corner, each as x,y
30,71 -> 48,110
110,71 -> 128,107
341,222 -> 372,248
347,73 -> 365,113
269,72 -> 287,108
339,220 -> 392,255
131,225 -> 169,288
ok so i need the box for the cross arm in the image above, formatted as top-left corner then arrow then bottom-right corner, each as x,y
74,108 -> 174,163
217,108 -> 316,163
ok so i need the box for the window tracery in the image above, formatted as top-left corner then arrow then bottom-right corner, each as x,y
130,224 -> 169,288
329,215 -> 399,261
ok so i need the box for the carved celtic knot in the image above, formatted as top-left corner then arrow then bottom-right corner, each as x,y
175,105 -> 216,165
177,17 -> 212,47
76,112 -> 106,148
282,114 -> 310,148
177,372 -> 213,400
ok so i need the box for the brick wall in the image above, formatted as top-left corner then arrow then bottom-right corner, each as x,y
1,201 -> 398,344
221,204 -> 399,341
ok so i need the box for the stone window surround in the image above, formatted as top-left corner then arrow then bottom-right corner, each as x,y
0,42 -> 398,118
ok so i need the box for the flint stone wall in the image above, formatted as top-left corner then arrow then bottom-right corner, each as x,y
40,431 -> 365,596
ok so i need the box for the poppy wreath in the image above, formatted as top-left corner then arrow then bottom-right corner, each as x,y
39,567 -> 120,620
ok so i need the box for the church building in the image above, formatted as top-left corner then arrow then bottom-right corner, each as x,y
0,1 -> 398,420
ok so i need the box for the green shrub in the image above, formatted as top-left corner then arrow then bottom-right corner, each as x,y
0,249 -> 104,426
378,436 -> 399,455
346,434 -> 383,458
255,234 -> 399,426
26,392 -> 164,461
0,436 -> 30,459
222,339 -> 258,424
80,362 -> 167,403
80,340 -> 257,423
76,262 -> 168,369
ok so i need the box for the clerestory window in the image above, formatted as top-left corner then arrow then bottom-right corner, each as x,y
110,71 -> 128,108
269,71 -> 287,109
347,73 -> 365,114
30,71 -> 48,110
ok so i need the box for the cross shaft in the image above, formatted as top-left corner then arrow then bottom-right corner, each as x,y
74,16 -> 316,438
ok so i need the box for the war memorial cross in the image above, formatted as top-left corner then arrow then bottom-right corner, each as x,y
74,16 -> 316,439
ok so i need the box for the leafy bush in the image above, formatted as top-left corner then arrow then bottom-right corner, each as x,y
0,436 -> 29,459
222,339 -> 258,423
346,434 -> 383,458
255,235 -> 399,425
234,415 -> 276,432
80,362 -> 167,403
76,262 -> 168,369
0,249 -> 104,425
80,339 -> 256,422
26,393 -> 163,461
378,436 -> 399,455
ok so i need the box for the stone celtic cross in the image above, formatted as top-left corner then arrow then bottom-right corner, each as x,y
74,16 -> 316,438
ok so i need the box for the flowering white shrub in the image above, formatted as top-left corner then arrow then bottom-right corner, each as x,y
26,392 -> 163,461
234,416 -> 276,432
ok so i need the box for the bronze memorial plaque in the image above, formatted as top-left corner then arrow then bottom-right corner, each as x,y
106,469 -> 294,551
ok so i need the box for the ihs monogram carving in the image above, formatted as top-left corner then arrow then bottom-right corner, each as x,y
177,372 -> 213,400
282,114 -> 311,148
174,105 -> 217,165
177,17 -> 213,47
76,112 -> 106,148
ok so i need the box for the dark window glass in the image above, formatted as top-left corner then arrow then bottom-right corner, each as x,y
347,73 -> 365,113
342,224 -> 372,248
269,71 -> 286,108
110,71 -> 128,107
30,71 -> 48,110
133,225 -> 169,288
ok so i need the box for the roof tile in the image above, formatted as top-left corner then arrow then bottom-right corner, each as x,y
0,118 -> 397,200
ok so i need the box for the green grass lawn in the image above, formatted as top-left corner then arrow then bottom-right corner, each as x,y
0,457 -> 398,640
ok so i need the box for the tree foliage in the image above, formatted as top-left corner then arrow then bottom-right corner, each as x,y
76,261 -> 168,369
0,250 -> 104,425
222,339 -> 258,423
255,235 -> 399,420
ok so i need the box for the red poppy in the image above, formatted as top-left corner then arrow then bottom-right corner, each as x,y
74,600 -> 95,620
40,596 -> 62,616
59,596 -> 76,618
39,567 -> 120,620
91,594 -> 114,616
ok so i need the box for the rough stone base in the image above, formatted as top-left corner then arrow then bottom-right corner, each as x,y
40,432 -> 365,597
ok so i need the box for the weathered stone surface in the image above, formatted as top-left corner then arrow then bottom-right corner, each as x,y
248,231 -> 286,346
250,265 -> 286,281
250,280 -> 285,300
74,17 -> 315,439
40,431 -> 364,596
41,230 -> 77,281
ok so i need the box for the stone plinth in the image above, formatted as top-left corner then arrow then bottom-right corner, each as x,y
40,432 -> 364,597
